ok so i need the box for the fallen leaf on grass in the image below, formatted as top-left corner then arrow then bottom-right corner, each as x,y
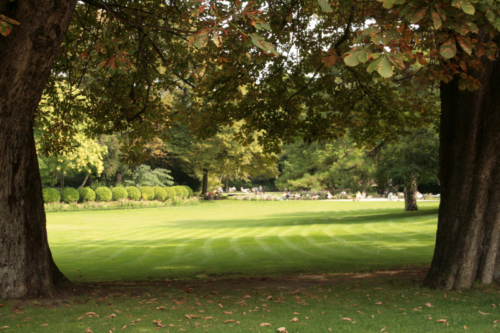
277,328 -> 288,333
494,320 -> 500,324
0,327 -> 9,330
356,311 -> 363,314
492,304 -> 497,308
293,312 -> 299,315
381,327 -> 386,332
413,307 -> 422,311
342,318 -> 352,322
77,316 -> 84,321
260,323 -> 271,327
156,306 -> 167,310
223,311 -> 233,315
479,311 -> 492,315
224,320 -> 235,323
425,303 -> 435,308
41,324 -> 48,326
244,295 -> 252,298
375,302 -> 382,305
436,319 -> 449,325
217,303 -> 223,308
107,314 -> 116,319
85,328 -> 92,333
204,316 -> 214,320
114,309 -> 121,313
86,312 -> 99,317
290,317 -> 299,322
153,320 -> 166,328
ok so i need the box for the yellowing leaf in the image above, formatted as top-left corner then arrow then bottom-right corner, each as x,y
425,303 -> 435,308
479,311 -> 492,315
290,317 -> 299,322
317,0 -> 333,12
440,40 -> 457,59
260,323 -> 272,326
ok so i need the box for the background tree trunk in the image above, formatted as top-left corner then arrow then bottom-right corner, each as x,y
116,171 -> 122,184
424,36 -> 500,290
0,0 -> 76,298
404,178 -> 418,211
78,173 -> 90,190
202,169 -> 208,196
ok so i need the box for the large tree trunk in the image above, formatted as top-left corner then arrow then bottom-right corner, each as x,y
78,173 -> 90,190
0,0 -> 76,298
424,38 -> 500,290
404,178 -> 418,212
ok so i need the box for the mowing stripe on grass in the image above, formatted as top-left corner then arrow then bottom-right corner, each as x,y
47,200 -> 439,281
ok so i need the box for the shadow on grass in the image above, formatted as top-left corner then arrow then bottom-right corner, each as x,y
142,207 -> 439,229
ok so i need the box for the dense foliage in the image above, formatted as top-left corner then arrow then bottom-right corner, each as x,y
126,186 -> 141,200
61,187 -> 80,203
112,187 -> 128,201
153,186 -> 167,201
95,187 -> 113,202
140,186 -> 155,201
42,188 -> 61,203
78,187 -> 96,202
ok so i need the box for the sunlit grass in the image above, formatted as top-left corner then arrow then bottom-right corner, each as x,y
47,200 -> 440,282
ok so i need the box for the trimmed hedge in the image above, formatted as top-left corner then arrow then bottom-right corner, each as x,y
172,186 -> 187,199
61,187 -> 80,203
140,186 -> 155,200
95,187 -> 112,202
79,187 -> 96,202
164,187 -> 176,200
42,188 -> 61,203
112,187 -> 128,201
126,186 -> 141,200
153,186 -> 167,201
182,185 -> 194,198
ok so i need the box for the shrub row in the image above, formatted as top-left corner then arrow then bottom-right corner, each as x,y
42,185 -> 194,203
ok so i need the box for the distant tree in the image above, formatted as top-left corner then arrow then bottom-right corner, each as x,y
375,129 -> 439,211
124,165 -> 173,187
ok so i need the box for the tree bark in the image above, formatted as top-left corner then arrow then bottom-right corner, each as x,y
78,173 -> 90,190
202,168 -> 208,197
0,0 -> 76,298
424,37 -> 500,290
116,171 -> 122,185
404,178 -> 418,211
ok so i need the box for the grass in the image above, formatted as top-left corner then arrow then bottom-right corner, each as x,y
3,200 -> 500,332
46,200 -> 440,282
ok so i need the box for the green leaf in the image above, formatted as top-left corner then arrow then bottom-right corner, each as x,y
261,22 -> 271,30
358,50 -> 370,63
456,35 -> 472,55
409,8 -> 427,23
344,51 -> 361,66
486,9 -> 496,23
431,9 -> 442,30
460,0 -> 475,14
367,57 -> 382,73
250,34 -> 279,55
189,30 -> 209,48
317,0 -> 333,12
440,40 -> 457,59
451,0 -> 460,9
377,56 -> 393,78
466,22 -> 479,33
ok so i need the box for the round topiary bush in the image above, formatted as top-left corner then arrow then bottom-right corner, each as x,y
153,186 -> 167,201
95,187 -> 112,202
126,186 -> 141,200
112,187 -> 128,201
42,188 -> 61,203
79,187 -> 96,202
182,186 -> 194,198
140,186 -> 155,200
61,187 -> 80,203
164,187 -> 176,200
172,186 -> 186,199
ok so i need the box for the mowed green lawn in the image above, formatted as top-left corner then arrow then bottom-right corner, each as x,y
48,200 -> 439,282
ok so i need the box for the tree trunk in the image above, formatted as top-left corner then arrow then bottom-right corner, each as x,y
424,37 -> 500,290
0,0 -> 76,298
202,168 -> 208,196
78,173 -> 90,190
404,178 -> 418,212
225,176 -> 229,192
116,171 -> 122,185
